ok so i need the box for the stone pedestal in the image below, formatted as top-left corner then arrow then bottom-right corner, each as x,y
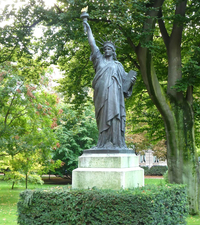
72,152 -> 144,190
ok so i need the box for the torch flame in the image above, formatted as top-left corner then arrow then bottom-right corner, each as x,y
81,6 -> 88,13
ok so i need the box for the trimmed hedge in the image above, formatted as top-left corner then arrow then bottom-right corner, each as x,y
17,185 -> 188,225
140,165 -> 168,176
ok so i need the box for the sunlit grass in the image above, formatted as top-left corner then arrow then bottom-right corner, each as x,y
144,178 -> 165,185
0,187 -> 19,224
187,215 -> 200,224
0,177 -> 66,225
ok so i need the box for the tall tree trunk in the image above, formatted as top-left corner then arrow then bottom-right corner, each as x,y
165,100 -> 199,214
134,0 -> 199,214
137,45 -> 199,214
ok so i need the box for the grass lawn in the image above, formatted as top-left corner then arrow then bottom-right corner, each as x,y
187,215 -> 200,225
0,177 -> 199,225
144,177 -> 165,185
0,177 -> 65,225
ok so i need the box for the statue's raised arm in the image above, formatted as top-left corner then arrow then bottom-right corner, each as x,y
83,22 -> 97,53
80,8 -> 97,53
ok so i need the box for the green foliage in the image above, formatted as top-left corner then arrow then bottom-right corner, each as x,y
18,185 -> 188,225
56,41 -> 94,108
163,170 -> 169,184
0,62 -> 58,145
140,166 -> 168,176
0,177 -> 198,225
0,151 -> 9,172
53,103 -> 98,175
140,166 -> 149,175
1,0 -> 200,212
3,171 -> 44,187
126,87 -> 166,145
193,92 -> 200,150
0,0 -> 47,64
0,178 -> 68,225
0,61 -> 62,188
1,0 -> 199,144
1,150 -> 61,189
172,46 -> 200,92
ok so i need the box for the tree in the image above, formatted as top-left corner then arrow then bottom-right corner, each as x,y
0,61 -> 63,188
53,103 -> 98,176
54,0 -> 200,213
125,90 -> 167,159
1,0 -> 200,213
133,1 -> 200,214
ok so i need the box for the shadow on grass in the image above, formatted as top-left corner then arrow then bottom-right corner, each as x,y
42,175 -> 72,185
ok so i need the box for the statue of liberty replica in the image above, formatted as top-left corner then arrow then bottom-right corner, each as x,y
81,8 -> 137,151
72,8 -> 144,190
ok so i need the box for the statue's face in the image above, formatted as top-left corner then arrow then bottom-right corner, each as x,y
104,46 -> 113,58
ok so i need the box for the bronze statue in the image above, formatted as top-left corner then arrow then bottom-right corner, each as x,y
81,11 -> 136,150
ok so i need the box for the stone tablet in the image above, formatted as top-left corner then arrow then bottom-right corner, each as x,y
123,70 -> 137,93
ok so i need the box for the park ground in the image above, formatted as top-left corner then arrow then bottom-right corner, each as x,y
0,175 -> 199,225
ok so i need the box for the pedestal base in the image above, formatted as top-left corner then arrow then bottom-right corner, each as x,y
72,153 -> 144,190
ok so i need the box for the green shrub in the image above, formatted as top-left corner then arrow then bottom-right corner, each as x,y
140,165 -> 168,176
140,166 -> 149,174
149,166 -> 168,175
163,170 -> 169,183
18,185 -> 188,225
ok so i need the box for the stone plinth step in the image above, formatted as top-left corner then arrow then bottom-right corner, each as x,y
78,153 -> 139,168
72,167 -> 144,190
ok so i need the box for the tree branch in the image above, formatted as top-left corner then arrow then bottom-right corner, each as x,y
4,83 -> 24,126
171,0 -> 187,45
0,44 -> 18,63
89,18 -> 112,23
4,95 -> 17,126
186,85 -> 193,105
28,19 -> 42,29
126,36 -> 137,52
54,4 -> 64,14
136,0 -> 174,124
126,54 -> 140,70
8,107 -> 29,127
166,1 -> 187,100
89,17 -> 137,53
158,8 -> 170,49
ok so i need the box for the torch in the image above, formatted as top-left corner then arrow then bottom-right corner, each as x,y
80,6 -> 89,33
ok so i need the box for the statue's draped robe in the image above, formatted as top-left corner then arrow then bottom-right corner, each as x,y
91,48 -> 132,148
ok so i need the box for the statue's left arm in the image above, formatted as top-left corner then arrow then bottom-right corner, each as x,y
124,74 -> 137,98
117,63 -> 137,98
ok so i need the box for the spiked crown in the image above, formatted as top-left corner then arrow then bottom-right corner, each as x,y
97,37 -> 118,51
103,41 -> 116,51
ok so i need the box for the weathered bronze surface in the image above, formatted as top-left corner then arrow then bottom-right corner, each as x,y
82,15 -> 137,151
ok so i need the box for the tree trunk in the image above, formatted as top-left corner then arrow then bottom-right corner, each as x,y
26,173 -> 28,189
165,100 -> 199,214
12,181 -> 15,189
137,44 -> 200,214
134,0 -> 199,214
137,47 -> 199,214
